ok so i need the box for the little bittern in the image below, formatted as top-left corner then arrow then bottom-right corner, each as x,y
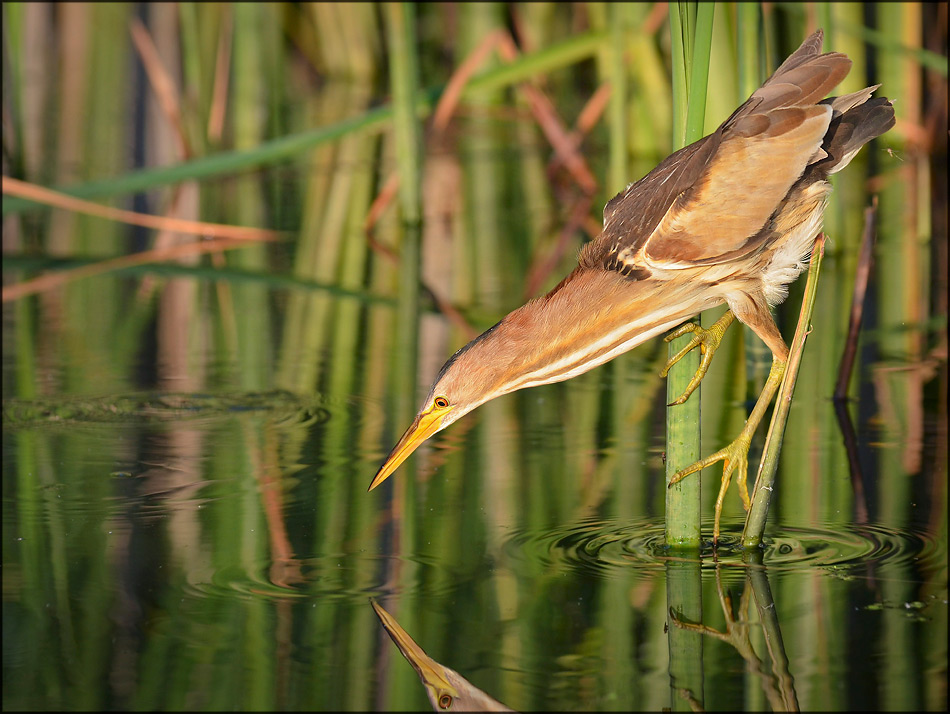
369,30 -> 894,538
371,600 -> 514,711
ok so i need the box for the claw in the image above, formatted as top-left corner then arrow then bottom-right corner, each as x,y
667,357 -> 787,543
668,435 -> 753,542
661,311 -> 735,405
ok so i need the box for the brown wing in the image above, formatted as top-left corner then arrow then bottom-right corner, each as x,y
581,29 -> 851,275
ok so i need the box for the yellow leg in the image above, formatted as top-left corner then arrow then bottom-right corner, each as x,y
661,310 -> 736,405
668,356 -> 787,543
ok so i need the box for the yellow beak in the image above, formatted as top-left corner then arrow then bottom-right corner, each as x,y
368,409 -> 447,491
370,600 -> 460,702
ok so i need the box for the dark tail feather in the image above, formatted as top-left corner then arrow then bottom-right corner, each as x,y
815,94 -> 895,175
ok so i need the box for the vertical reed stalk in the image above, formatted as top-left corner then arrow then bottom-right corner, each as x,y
683,3 -> 714,145
735,3 -> 761,102
747,561 -> 800,710
384,2 -> 423,568
607,3 -> 630,193
742,236 -> 827,548
668,4 -> 690,150
665,561 -> 704,710
385,2 -> 423,425
664,1 -> 714,548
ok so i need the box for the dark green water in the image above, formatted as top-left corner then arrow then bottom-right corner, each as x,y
2,254 -> 946,710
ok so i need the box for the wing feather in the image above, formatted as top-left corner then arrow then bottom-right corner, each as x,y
580,29 -> 852,276
642,103 -> 831,267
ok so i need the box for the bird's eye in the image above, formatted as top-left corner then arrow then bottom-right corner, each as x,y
434,396 -> 450,409
438,693 -> 453,709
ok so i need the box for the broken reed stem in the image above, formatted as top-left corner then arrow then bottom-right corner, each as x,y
742,234 -> 827,548
834,199 -> 877,400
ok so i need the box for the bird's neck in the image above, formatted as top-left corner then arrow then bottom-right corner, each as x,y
488,268 -> 719,394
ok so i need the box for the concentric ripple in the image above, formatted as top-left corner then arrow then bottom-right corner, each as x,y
503,518 -> 943,578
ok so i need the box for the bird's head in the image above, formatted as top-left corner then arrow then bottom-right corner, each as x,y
368,320 -> 518,491
367,269 -> 611,491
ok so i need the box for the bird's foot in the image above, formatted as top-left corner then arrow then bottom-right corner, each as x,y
661,310 -> 736,405
668,433 -> 753,543
667,358 -> 786,544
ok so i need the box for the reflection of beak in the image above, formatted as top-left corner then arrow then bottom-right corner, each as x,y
371,599 -> 515,711
370,599 -> 459,701
368,410 -> 446,491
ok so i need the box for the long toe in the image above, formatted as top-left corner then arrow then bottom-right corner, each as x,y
662,311 -> 736,404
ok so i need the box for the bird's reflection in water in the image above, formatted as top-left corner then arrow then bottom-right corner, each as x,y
668,562 -> 800,712
371,600 -> 514,712
372,561 -> 798,712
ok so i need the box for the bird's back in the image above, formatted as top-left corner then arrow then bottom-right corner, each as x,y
579,29 -> 893,283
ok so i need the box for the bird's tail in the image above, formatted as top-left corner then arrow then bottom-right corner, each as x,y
814,88 -> 895,175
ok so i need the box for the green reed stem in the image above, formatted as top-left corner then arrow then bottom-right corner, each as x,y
665,1 -> 714,548
666,560 -> 705,710
736,3 -> 761,101
606,3 -> 630,193
668,6 -> 689,150
683,2 -> 714,145
746,559 -> 800,710
742,236 -> 826,548
387,4 -> 422,225
385,1 -> 423,426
